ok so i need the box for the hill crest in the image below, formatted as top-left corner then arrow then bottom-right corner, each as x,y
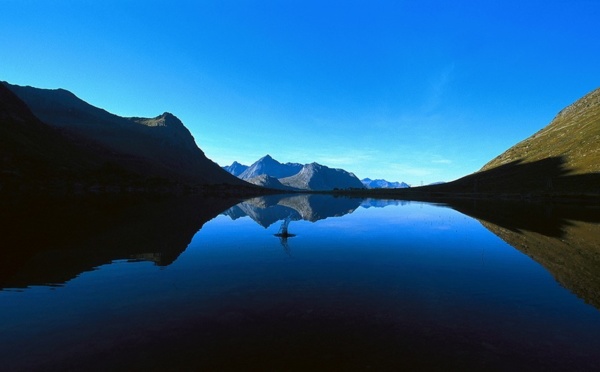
482,87 -> 600,175
2,81 -> 247,186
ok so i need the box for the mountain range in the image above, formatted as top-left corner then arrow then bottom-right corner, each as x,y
238,155 -> 303,179
361,178 -> 410,189
225,157 -> 410,190
223,155 -> 365,191
1,82 -> 248,192
4,79 -> 598,197
222,161 -> 249,177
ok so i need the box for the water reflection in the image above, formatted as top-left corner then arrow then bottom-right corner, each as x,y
3,194 -> 600,311
1,195 -> 600,369
0,195 -> 240,289
223,193 -> 363,227
444,198 -> 600,309
223,194 -> 407,254
223,194 -> 600,312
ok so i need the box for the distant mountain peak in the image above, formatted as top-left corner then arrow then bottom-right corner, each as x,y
222,161 -> 249,177
239,155 -> 302,180
279,162 -> 365,191
361,178 -> 410,189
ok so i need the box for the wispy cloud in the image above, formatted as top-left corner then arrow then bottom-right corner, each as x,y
313,148 -> 377,168
421,63 -> 455,113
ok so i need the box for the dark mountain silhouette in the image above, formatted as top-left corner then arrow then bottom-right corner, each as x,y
419,156 -> 600,197
0,83 -> 120,192
239,155 -> 303,180
3,82 -> 248,187
222,161 -> 249,176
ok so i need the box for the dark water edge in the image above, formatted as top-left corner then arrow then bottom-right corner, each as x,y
33,316 -> 596,372
1,194 -> 600,371
0,194 -> 243,288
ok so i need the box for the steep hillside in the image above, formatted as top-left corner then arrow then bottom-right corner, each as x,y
482,87 -> 600,175
419,87 -> 600,196
3,82 -> 246,186
0,83 -> 89,169
239,155 -> 302,180
279,163 -> 365,191
0,83 -> 112,191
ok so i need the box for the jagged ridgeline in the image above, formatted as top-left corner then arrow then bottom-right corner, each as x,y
223,155 -> 365,191
1,82 -> 248,190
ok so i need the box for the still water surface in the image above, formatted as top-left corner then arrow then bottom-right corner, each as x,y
1,195 -> 600,370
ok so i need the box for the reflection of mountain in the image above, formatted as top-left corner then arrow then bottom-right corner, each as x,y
0,196 -> 240,289
224,194 -> 362,227
225,200 -> 300,228
482,220 -> 600,310
446,198 -> 600,310
360,198 -> 410,208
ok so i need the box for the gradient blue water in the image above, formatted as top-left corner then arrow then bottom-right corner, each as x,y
1,199 -> 599,370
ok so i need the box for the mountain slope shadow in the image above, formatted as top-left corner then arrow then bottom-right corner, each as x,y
444,198 -> 600,237
423,156 -> 600,197
444,198 -> 600,310
0,195 -> 240,289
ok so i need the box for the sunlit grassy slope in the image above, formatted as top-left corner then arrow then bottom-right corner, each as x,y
403,87 -> 600,196
482,87 -> 600,174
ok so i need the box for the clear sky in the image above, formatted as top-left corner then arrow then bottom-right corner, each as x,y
2,1 -> 599,185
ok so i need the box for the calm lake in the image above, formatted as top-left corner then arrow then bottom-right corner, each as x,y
1,194 -> 600,370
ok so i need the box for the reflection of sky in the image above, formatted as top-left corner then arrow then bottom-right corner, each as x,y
2,200 -> 600,369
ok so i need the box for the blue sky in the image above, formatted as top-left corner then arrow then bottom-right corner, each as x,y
2,1 -> 599,185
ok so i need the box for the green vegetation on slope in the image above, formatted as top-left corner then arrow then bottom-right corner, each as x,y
413,87 -> 600,197
483,87 -> 600,174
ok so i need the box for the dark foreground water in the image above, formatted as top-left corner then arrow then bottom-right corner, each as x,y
1,194 -> 600,370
